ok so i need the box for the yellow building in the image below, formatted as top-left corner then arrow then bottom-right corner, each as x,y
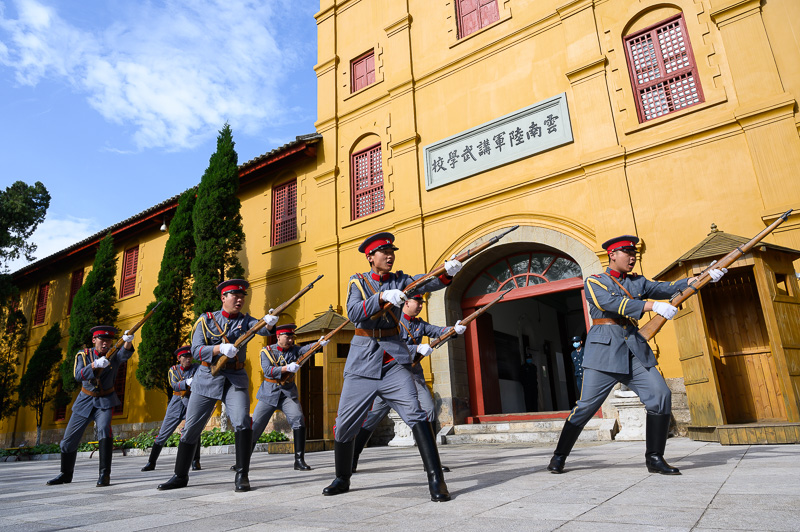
5,0 -> 800,447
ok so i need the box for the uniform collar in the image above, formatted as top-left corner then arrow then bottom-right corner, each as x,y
221,310 -> 239,319
371,272 -> 392,282
605,267 -> 627,280
276,345 -> 289,352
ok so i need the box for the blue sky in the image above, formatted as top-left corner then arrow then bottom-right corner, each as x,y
1,0 -> 319,272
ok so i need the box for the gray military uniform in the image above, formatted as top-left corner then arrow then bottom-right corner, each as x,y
60,346 -> 135,452
334,270 -> 450,443
154,362 -> 199,446
181,310 -> 271,443
361,314 -> 451,431
567,268 -> 690,427
251,342 -> 314,440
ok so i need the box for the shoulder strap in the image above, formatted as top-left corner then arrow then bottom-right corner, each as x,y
356,273 -> 379,296
604,273 -> 634,299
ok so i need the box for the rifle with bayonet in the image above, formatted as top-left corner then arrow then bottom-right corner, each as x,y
370,225 -> 519,320
92,301 -> 162,383
412,288 -> 512,366
210,275 -> 324,376
277,318 -> 351,384
638,209 -> 793,341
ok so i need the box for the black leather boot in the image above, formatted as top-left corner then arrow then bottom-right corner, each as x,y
413,422 -> 450,502
231,440 -> 256,471
351,427 -> 373,473
157,441 -> 194,490
547,420 -> 583,474
645,413 -> 680,475
141,444 -> 162,471
96,438 -> 113,487
192,442 -> 202,471
322,440 -> 354,496
47,451 -> 77,485
293,428 -> 312,471
234,429 -> 253,492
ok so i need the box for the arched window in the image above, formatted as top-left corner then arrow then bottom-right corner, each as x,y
465,252 -> 582,298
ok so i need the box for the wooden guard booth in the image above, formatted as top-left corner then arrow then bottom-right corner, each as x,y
654,227 -> 800,444
294,307 -> 354,442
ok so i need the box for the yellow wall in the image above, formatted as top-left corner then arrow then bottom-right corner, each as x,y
5,0 -> 800,443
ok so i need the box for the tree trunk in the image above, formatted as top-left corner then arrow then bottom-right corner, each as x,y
219,403 -> 230,432
36,425 -> 42,446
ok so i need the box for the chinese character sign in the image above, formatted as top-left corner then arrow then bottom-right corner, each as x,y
424,93 -> 573,190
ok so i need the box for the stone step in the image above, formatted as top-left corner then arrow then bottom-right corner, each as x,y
444,418 -> 617,445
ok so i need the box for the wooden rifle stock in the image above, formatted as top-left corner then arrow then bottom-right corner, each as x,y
370,226 -> 519,320
412,287 -> 512,366
210,275 -> 324,376
637,209 -> 793,341
278,319 -> 351,384
92,301 -> 162,382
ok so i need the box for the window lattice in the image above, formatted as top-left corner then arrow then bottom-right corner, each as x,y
625,15 -> 702,122
120,246 -> 139,298
351,145 -> 384,220
34,283 -> 49,325
351,51 -> 375,93
457,0 -> 500,39
68,268 -> 84,315
272,179 -> 298,246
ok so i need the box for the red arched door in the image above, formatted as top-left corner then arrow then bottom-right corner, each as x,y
462,251 -> 590,423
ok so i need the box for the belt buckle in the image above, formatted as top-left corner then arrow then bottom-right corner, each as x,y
372,329 -> 380,338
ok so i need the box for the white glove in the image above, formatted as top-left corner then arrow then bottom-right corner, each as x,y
263,311 -> 280,327
219,343 -> 238,357
453,320 -> 467,335
92,357 -> 110,369
444,254 -> 462,276
318,336 -> 330,347
185,378 -> 193,387
382,289 -> 407,307
122,330 -> 134,343
652,301 -> 678,320
416,344 -> 433,357
707,261 -> 728,283
286,362 -> 300,373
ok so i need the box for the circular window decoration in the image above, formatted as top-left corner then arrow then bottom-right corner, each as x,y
464,252 -> 582,299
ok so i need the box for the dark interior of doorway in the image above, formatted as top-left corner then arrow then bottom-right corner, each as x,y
482,288 -> 586,414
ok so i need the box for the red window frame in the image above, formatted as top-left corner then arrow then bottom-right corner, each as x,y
113,361 -> 127,416
350,144 -> 385,220
456,0 -> 500,39
119,246 -> 139,298
624,14 -> 704,123
351,50 -> 375,93
34,283 -> 49,325
67,268 -> 84,315
272,179 -> 298,246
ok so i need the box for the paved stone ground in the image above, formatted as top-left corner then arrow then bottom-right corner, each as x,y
1,438 -> 798,531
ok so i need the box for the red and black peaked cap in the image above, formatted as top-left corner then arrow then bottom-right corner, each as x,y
358,232 -> 399,257
90,326 -> 117,339
275,324 -> 297,336
601,235 -> 639,253
217,279 -> 249,295
174,345 -> 192,358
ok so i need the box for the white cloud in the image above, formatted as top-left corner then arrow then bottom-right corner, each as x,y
0,0 -> 308,150
5,214 -> 100,273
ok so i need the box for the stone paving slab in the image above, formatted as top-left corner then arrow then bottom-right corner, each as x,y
1,438 -> 799,531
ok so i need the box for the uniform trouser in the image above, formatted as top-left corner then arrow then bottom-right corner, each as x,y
252,394 -> 306,442
60,407 -> 113,453
567,354 -> 671,428
574,375 -> 583,399
180,382 -> 251,444
361,372 -> 434,431
154,400 -> 187,446
335,362 -> 427,443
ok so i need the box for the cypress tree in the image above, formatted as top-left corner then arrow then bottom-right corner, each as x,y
137,189 -> 197,400
18,322 -> 63,444
0,293 -> 26,421
191,123 -> 246,318
60,233 -> 119,393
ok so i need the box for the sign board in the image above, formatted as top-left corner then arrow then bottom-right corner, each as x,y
423,92 -> 573,190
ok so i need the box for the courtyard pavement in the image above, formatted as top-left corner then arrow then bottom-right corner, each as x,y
1,438 -> 798,531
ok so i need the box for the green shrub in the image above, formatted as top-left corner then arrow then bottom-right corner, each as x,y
258,430 -> 289,443
0,443 -> 60,456
126,429 -> 157,450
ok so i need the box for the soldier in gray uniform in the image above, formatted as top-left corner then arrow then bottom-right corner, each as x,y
250,323 -> 329,471
351,294 -> 466,473
157,279 -> 278,492
141,346 -> 201,471
323,232 -> 462,502
547,235 -> 726,475
47,325 -> 134,487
